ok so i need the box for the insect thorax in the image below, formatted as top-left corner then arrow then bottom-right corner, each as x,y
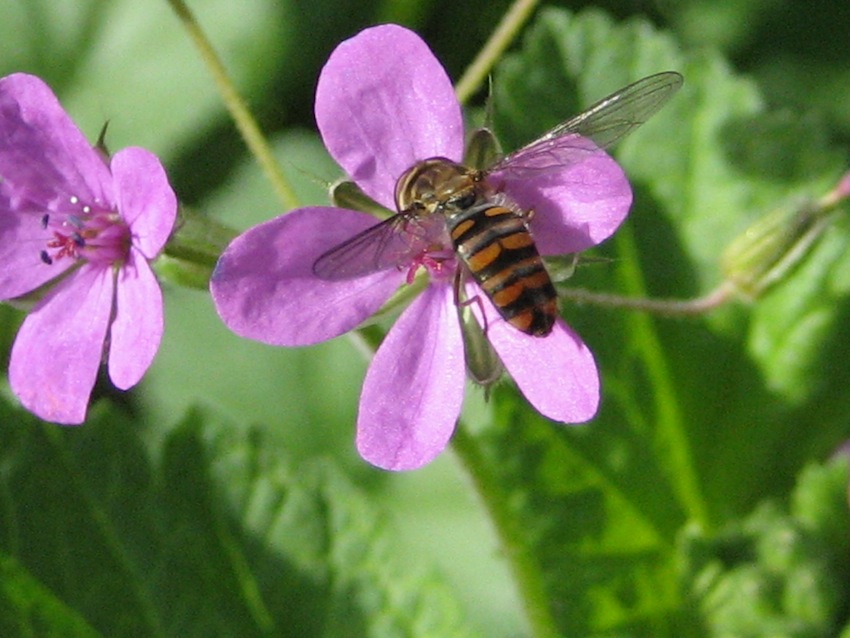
394,157 -> 486,216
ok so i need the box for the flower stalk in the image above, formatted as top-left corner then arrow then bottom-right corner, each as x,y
558,169 -> 850,317
560,280 -> 738,316
454,0 -> 540,105
164,0 -> 299,210
155,207 -> 240,290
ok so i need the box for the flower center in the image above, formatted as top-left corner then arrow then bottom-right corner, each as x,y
405,247 -> 456,285
39,196 -> 131,267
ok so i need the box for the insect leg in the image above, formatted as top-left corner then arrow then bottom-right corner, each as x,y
454,268 -> 490,334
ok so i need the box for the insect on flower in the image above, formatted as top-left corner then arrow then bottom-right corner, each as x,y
211,23 -> 684,469
313,72 -> 683,336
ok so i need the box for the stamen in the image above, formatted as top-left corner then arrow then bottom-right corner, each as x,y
405,250 -> 453,284
37,198 -> 131,267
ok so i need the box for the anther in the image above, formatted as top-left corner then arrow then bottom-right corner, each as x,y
40,250 -> 53,265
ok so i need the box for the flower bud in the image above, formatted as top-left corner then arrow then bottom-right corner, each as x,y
721,192 -> 842,298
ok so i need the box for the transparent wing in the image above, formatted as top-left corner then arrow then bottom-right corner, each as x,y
536,71 -> 683,150
490,72 -> 683,177
312,212 -> 444,280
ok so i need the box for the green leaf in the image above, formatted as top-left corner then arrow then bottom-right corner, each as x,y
0,555 -> 101,638
662,0 -> 775,54
0,398 -> 477,637
496,6 -> 850,507
460,391 -> 688,636
681,457 -> 850,636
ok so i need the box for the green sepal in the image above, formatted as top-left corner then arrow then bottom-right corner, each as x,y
464,127 -> 502,171
330,180 -> 394,219
458,299 -> 504,389
156,206 -> 239,289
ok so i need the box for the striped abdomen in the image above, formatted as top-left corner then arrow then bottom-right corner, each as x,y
446,203 -> 557,336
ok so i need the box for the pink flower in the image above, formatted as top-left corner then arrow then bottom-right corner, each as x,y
0,73 -> 177,424
210,25 -> 632,470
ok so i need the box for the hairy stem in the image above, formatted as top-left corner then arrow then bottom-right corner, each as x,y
560,280 -> 738,316
164,0 -> 299,210
454,0 -> 540,105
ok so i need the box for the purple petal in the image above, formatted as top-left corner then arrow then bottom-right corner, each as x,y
491,136 -> 632,255
9,265 -> 114,424
108,249 -> 163,390
211,207 -> 405,346
315,24 -> 464,208
0,73 -> 113,212
0,73 -> 116,299
111,147 -> 177,258
472,284 -> 599,422
357,281 -> 466,470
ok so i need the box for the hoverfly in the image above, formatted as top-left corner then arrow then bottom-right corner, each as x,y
313,72 -> 683,336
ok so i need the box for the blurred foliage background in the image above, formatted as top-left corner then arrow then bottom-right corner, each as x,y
1,0 -> 849,636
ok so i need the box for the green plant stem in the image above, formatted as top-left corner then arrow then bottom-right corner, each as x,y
164,0 -> 299,210
454,0 -> 540,105
451,425 -> 560,638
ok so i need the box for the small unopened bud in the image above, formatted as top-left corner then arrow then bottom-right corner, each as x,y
721,200 -> 834,298
721,170 -> 850,298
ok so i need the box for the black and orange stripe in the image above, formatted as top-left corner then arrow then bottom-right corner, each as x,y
446,203 -> 557,336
